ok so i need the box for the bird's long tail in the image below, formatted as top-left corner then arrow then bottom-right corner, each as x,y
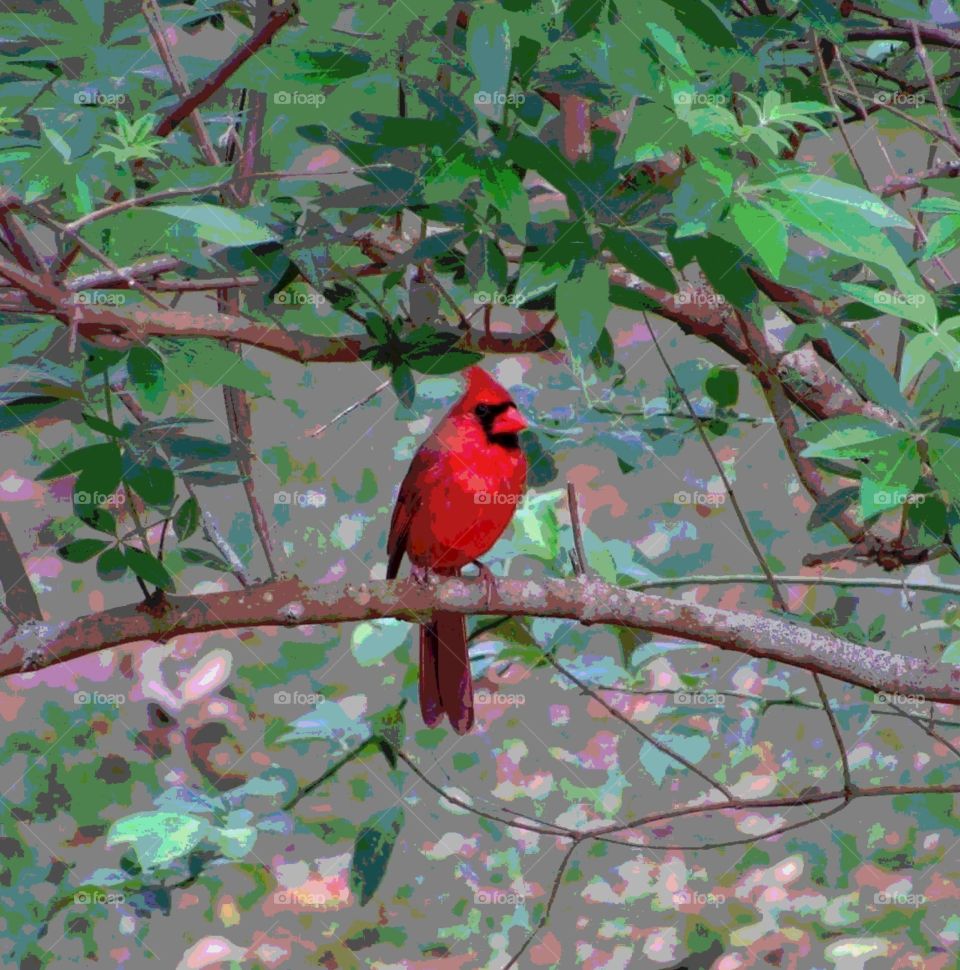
419,612 -> 473,734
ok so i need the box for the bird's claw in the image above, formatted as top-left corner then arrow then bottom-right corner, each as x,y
472,559 -> 497,608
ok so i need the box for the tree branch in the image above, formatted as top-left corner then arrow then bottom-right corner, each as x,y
5,576 -> 960,705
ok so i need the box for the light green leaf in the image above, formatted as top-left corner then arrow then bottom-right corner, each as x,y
557,263 -> 611,366
155,204 -> 277,247
106,812 -> 209,870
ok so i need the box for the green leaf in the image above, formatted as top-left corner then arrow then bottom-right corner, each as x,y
662,0 -> 737,49
370,703 -> 406,766
557,263 -> 610,366
0,397 -> 63,432
350,806 -> 404,906
511,489 -> 562,561
352,620 -> 408,667
162,339 -> 273,397
480,165 -> 529,240
37,442 -> 121,483
174,497 -> 200,541
797,416 -> 905,459
106,812 -> 209,871
155,204 -> 278,247
128,347 -> 165,391
928,432 -> 960,500
407,350 -> 483,375
762,174 -> 911,229
124,453 -> 175,509
818,322 -> 910,415
77,505 -> 117,535
58,538 -> 111,563
900,331 -> 960,389
729,200 -> 789,277
180,548 -> 231,570
391,365 -> 416,408
82,412 -> 125,438
125,547 -> 175,591
97,546 -> 128,582
604,228 -> 677,292
840,282 -> 937,330
704,366 -> 739,408
921,213 -> 960,262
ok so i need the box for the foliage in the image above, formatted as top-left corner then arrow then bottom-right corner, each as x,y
1,0 -> 960,967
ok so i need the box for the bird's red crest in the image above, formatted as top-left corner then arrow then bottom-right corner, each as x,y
459,366 -> 513,408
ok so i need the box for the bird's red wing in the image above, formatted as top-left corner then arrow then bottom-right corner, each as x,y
386,443 -> 441,578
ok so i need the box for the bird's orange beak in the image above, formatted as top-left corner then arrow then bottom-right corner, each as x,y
491,404 -> 527,435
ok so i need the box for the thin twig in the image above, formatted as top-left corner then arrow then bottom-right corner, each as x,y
306,379 -> 391,438
911,20 -> 960,155
644,313 -> 787,611
812,673 -> 852,794
566,482 -> 588,577
545,652 -> 734,799
502,840 -> 581,970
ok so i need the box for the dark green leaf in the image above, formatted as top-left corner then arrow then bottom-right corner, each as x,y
124,452 -> 176,509
704,366 -> 739,408
124,548 -> 175,591
97,546 -> 128,581
38,442 -> 122,483
181,547 -> 231,570
349,806 -> 404,906
557,263 -> 610,366
128,347 -> 165,391
391,365 -> 416,408
58,538 -> 111,563
604,229 -> 677,293
174,497 -> 200,541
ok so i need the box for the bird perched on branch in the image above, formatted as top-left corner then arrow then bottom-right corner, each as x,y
386,366 -> 528,733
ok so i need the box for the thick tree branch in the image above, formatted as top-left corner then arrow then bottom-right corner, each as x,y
4,576 -> 960,705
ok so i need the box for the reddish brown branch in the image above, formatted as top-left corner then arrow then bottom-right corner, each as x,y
5,576 -> 960,704
154,1 -> 299,138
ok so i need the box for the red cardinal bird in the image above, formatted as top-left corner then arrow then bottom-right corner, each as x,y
386,366 -> 528,733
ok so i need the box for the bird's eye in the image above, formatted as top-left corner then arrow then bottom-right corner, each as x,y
475,404 -> 491,418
